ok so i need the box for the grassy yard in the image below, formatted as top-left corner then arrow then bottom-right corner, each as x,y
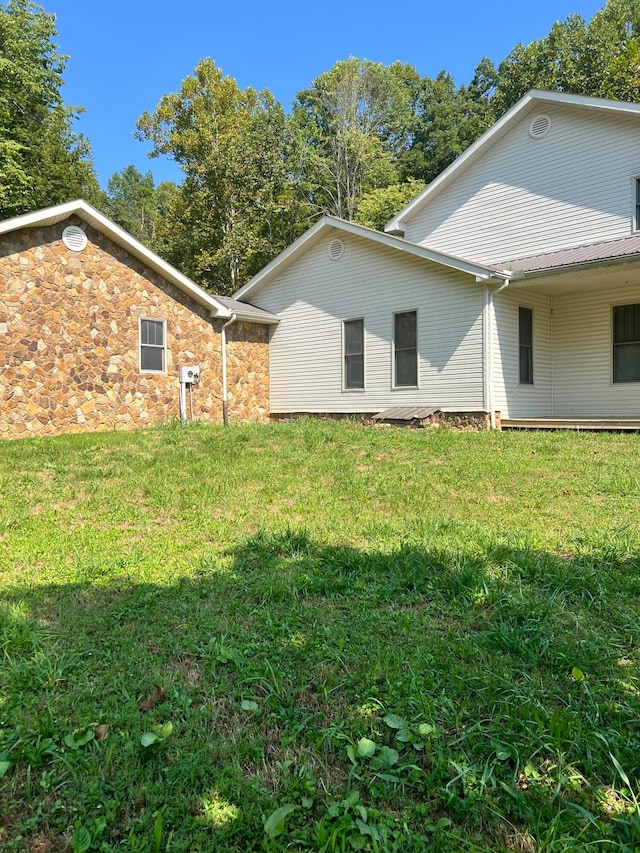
1,419 -> 639,852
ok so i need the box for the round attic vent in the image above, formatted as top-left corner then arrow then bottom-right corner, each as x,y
529,114 -> 551,140
328,238 -> 345,261
62,225 -> 87,252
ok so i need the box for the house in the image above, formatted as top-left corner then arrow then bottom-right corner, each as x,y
5,90 -> 640,439
234,90 -> 640,428
0,200 -> 278,438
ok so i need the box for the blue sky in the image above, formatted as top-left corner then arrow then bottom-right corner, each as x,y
49,0 -> 605,188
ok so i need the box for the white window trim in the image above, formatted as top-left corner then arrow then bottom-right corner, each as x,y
391,308 -> 419,390
518,304 -> 534,387
342,317 -> 365,392
139,317 -> 167,374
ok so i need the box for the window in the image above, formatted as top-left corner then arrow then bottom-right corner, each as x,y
635,178 -> 640,231
343,319 -> 364,389
613,303 -> 640,382
394,310 -> 418,387
519,306 -> 533,385
140,318 -> 166,372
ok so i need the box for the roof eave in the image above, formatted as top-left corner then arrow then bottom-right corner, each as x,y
218,309 -> 280,325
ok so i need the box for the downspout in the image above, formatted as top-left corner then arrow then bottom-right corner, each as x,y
221,313 -> 237,426
484,279 -> 510,430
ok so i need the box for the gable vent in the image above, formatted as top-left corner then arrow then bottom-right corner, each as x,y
62,225 -> 88,252
328,238 -> 345,261
529,114 -> 551,140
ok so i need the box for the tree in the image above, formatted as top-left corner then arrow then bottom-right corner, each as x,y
354,179 -> 424,231
400,60 -> 497,185
493,0 -> 640,111
0,0 -> 99,217
401,0 -> 640,185
136,59 -> 302,293
294,58 -> 416,220
103,164 -> 179,253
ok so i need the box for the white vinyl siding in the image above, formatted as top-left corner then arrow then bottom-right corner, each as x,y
552,282 -> 640,417
405,104 -> 640,263
253,233 -> 485,414
491,290 -> 552,418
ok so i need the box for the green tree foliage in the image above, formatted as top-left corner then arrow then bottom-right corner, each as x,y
131,0 -> 640,283
294,58 -> 417,220
0,0 -> 99,218
354,179 -> 424,231
399,0 -> 640,184
494,0 -> 640,110
103,164 -> 179,254
400,60 -> 497,185
136,59 -> 303,293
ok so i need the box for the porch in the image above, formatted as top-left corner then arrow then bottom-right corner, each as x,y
492,250 -> 640,422
501,416 -> 640,431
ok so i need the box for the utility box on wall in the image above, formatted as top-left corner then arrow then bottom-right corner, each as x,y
178,365 -> 200,384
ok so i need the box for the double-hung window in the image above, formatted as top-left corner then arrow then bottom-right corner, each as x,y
613,303 -> 640,382
394,310 -> 418,387
518,306 -> 533,385
140,318 -> 166,373
343,318 -> 364,389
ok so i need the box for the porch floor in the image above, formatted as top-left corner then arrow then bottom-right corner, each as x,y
501,417 -> 640,431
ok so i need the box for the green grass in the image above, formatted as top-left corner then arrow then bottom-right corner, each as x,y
1,419 -> 639,852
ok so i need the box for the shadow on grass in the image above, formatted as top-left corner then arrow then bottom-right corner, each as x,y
2,529 -> 640,851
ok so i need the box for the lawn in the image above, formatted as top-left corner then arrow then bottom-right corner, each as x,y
1,419 -> 639,852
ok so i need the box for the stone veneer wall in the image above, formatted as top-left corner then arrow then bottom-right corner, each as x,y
0,216 -> 270,438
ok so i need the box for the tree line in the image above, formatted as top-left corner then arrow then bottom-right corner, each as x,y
2,0 -> 640,294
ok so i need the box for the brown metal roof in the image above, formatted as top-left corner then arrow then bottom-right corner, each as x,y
503,234 -> 640,274
373,406 -> 441,422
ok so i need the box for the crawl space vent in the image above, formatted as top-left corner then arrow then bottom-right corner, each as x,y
529,114 -> 551,140
62,225 -> 87,252
328,238 -> 345,261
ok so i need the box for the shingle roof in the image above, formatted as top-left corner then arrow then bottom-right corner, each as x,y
503,234 -> 640,275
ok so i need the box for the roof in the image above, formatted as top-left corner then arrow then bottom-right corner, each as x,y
385,90 -> 640,236
233,215 -> 508,301
214,295 -> 280,324
0,200 -> 278,325
503,234 -> 640,276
